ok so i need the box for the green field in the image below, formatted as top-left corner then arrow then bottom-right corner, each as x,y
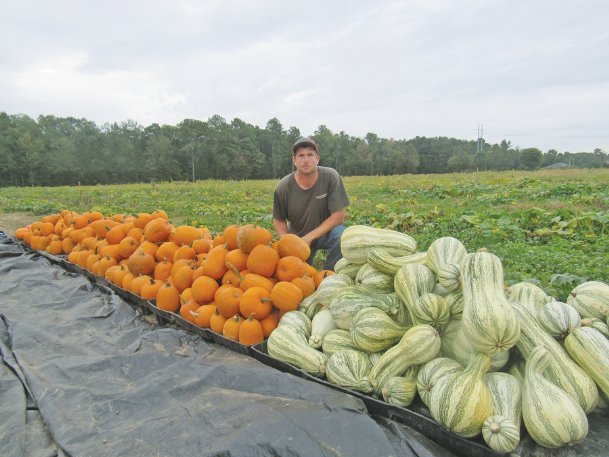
1,169 -> 608,300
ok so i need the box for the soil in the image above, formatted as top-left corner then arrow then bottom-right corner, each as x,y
0,213 -> 40,235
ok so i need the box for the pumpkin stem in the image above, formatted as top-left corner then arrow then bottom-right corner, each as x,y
225,260 -> 243,280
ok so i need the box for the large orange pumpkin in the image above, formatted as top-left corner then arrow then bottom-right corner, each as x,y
239,286 -> 273,320
277,234 -> 311,261
143,218 -> 172,243
270,281 -> 304,312
236,224 -> 273,254
246,244 -> 279,277
156,282 -> 181,312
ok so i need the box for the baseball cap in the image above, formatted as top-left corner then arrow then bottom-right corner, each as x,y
292,137 -> 318,154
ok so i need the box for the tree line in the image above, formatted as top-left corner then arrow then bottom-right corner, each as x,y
0,112 -> 605,187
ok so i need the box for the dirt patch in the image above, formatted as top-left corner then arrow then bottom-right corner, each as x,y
0,213 -> 40,235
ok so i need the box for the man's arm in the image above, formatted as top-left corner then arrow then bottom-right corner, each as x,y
301,208 -> 346,245
273,218 -> 289,238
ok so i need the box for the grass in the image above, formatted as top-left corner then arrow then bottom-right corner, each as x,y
1,168 -> 608,299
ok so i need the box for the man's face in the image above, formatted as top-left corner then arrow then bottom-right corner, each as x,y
293,147 -> 319,175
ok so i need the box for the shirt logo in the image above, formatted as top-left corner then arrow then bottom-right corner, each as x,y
316,193 -> 327,199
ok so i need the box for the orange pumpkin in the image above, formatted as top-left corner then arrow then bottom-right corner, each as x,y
239,314 -> 264,345
179,300 -> 200,323
200,244 -> 228,279
236,224 -> 273,254
192,304 -> 217,328
105,225 -> 126,245
222,224 -> 241,250
143,217 -> 172,243
173,244 -> 196,262
174,225 -> 202,246
222,314 -> 243,341
291,274 -> 316,297
153,259 -> 173,282
209,309 -> 228,333
216,286 -> 243,319
239,286 -> 273,320
314,269 -> 335,288
191,275 -> 219,305
171,264 -> 196,292
270,281 -> 304,312
127,250 -> 156,276
140,278 -> 163,300
225,249 -> 249,272
239,273 -> 274,293
260,311 -> 280,338
246,244 -> 279,277
155,241 -> 180,261
277,234 -> 311,261
134,212 -> 152,229
275,256 -> 308,282
192,238 -> 213,255
130,274 -> 152,296
156,282 -> 181,312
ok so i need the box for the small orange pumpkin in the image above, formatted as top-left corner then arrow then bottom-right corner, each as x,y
156,282 -> 181,312
246,244 -> 279,277
277,234 -> 311,261
222,314 -> 243,341
239,314 -> 264,345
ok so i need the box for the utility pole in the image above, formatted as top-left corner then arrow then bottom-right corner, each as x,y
476,124 -> 484,153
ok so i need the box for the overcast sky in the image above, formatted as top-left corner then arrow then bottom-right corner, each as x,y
2,0 -> 609,153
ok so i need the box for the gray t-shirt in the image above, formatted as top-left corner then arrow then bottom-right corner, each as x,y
273,166 -> 350,238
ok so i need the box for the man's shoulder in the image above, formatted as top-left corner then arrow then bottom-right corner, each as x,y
318,166 -> 341,177
275,172 -> 295,191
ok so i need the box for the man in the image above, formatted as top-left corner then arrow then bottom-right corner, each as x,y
272,137 -> 350,271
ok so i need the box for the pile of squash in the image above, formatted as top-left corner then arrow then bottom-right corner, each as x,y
15,210 -> 334,346
268,225 -> 609,452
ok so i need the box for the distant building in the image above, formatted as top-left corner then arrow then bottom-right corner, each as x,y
542,162 -> 569,169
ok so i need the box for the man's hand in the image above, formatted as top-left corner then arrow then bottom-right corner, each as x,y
301,233 -> 315,245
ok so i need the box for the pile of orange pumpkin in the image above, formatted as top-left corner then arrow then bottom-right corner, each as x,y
15,210 -> 333,345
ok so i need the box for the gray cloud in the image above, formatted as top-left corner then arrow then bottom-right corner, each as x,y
2,0 -> 608,152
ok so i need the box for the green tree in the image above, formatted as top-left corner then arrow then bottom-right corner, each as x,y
519,148 -> 543,170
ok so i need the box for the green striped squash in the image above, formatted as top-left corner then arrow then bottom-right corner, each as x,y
567,280 -> 609,320
565,326 -> 609,398
309,308 -> 337,349
445,292 -> 464,320
581,317 -> 609,338
341,225 -> 416,265
278,310 -> 312,339
367,248 -> 427,275
512,302 -> 599,413
440,320 -> 509,372
350,307 -> 409,353
368,352 -> 383,367
369,324 -> 441,394
429,352 -> 494,438
508,358 -> 525,382
329,286 -> 400,330
425,237 -> 467,293
416,357 -> 463,408
460,252 -> 520,355
381,365 -> 419,407
325,349 -> 373,393
334,257 -> 362,279
314,273 -> 354,306
410,293 -> 450,330
299,273 -> 353,318
506,281 -> 550,318
355,263 -> 394,293
322,329 -> 360,357
538,300 -> 581,339
482,372 -> 522,453
394,263 -> 436,326
267,325 -> 328,377
522,346 -> 588,448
